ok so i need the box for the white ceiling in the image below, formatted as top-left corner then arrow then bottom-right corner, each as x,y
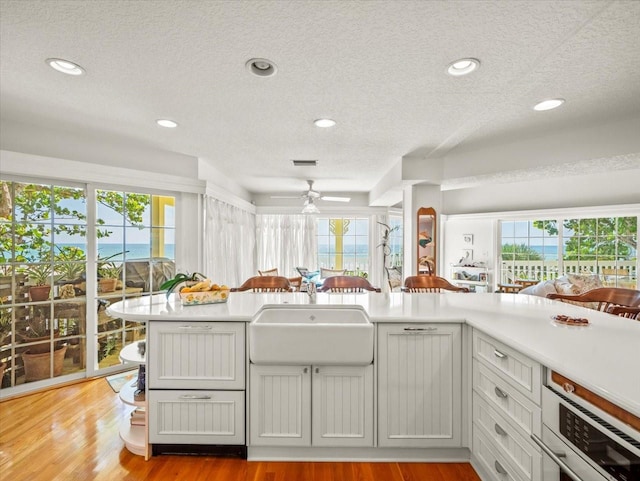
1,0 -> 639,199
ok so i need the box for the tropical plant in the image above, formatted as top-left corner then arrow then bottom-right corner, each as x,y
21,263 -> 54,286
160,272 -> 206,297
501,243 -> 543,261
533,217 -> 637,260
97,251 -> 126,279
54,246 -> 86,281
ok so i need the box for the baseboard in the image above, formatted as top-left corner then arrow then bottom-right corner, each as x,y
248,446 -> 471,462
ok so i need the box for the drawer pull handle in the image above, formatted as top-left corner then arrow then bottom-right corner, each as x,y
493,349 -> 507,359
178,325 -> 213,330
404,327 -> 437,332
531,434 -> 583,481
179,395 -> 211,400
315,367 -> 319,374
494,423 -> 507,436
494,386 -> 509,399
494,460 -> 507,475
303,367 -> 308,374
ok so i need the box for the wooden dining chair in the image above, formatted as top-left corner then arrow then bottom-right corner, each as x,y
606,305 -> 640,320
546,287 -> 640,312
231,276 -> 292,292
403,275 -> 470,293
318,275 -> 381,293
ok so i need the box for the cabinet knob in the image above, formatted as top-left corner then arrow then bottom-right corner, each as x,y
562,382 -> 575,394
315,367 -> 319,374
494,386 -> 509,399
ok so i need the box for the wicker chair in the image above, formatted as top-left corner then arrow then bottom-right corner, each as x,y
318,275 -> 381,293
231,275 -> 292,292
546,287 -> 640,312
403,275 -> 470,293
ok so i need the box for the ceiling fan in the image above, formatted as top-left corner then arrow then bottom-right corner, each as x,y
271,180 -> 350,213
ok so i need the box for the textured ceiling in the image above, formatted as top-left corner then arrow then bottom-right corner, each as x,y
1,0 -> 639,197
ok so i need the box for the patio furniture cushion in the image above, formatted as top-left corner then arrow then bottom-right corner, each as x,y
258,268 -> 279,276
320,267 -> 345,278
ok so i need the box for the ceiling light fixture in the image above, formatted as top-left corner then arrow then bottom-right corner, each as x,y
314,118 -> 336,128
46,58 -> 85,76
533,98 -> 565,111
447,58 -> 480,76
156,119 -> 178,128
246,58 -> 277,77
301,197 -> 320,214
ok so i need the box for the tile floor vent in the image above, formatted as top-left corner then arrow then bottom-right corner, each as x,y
292,160 -> 318,167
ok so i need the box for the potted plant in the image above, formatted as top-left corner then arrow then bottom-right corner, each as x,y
54,246 -> 86,295
21,263 -> 54,301
97,252 -> 125,293
19,308 -> 67,381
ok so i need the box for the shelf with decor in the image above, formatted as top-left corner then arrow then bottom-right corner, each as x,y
450,264 -> 490,292
118,340 -> 148,459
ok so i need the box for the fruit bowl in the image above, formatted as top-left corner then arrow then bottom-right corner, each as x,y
179,288 -> 230,306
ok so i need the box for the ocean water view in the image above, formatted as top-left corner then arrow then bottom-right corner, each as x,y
60,243 -> 175,260
529,245 -> 558,260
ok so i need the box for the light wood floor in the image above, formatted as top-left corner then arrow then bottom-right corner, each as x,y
0,378 -> 481,481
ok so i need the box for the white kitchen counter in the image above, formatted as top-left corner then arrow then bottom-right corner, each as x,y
107,291 -> 640,418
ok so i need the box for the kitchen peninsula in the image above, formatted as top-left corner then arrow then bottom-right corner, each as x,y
107,292 -> 640,481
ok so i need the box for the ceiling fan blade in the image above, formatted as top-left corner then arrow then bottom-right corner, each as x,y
321,196 -> 351,202
270,195 -> 302,199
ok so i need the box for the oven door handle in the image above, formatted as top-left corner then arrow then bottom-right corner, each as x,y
530,434 -> 584,481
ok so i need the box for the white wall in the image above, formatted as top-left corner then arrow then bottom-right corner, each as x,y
442,169 -> 640,215
0,119 -> 200,179
442,216 -> 496,288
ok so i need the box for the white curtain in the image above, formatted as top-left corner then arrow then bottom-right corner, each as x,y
203,196 -> 255,288
256,215 -> 317,278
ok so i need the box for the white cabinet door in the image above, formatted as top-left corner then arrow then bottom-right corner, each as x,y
149,389 -> 245,445
378,323 -> 462,447
311,364 -> 374,447
148,321 -> 244,390
250,364 -> 311,446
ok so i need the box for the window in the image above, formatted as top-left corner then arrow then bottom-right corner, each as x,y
500,216 -> 637,288
1,181 -> 87,388
0,180 -> 176,393
387,215 -> 403,269
95,190 -> 175,369
317,217 -> 369,276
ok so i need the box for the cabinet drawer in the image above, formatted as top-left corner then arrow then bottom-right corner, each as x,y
474,393 -> 541,481
148,321 -> 245,390
149,390 -> 244,445
473,361 -> 541,439
473,330 -> 541,403
473,427 -> 528,481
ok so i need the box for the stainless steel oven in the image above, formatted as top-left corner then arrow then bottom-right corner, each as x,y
535,386 -> 640,481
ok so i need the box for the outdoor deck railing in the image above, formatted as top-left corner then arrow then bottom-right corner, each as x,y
499,260 -> 637,288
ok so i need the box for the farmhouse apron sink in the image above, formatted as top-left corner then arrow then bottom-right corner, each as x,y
249,304 -> 373,365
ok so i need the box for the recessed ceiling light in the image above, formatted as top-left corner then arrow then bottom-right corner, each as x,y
156,119 -> 178,128
246,58 -> 277,77
46,58 -> 85,76
314,118 -> 336,128
533,98 -> 565,111
447,58 -> 480,76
